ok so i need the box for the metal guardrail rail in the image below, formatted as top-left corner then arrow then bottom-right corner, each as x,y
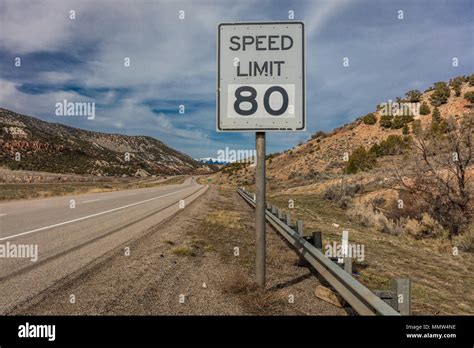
237,187 -> 401,316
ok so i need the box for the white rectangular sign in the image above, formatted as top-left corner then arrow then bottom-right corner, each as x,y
217,22 -> 305,131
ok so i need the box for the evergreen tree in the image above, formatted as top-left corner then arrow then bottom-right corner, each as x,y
412,119 -> 422,136
345,146 -> 376,174
362,113 -> 376,125
419,102 -> 431,115
405,90 -> 422,102
430,82 -> 451,106
402,123 -> 409,135
431,107 -> 441,134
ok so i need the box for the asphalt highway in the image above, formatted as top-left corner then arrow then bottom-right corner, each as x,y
0,178 -> 207,314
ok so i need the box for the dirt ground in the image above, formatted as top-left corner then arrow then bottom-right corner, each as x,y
14,186 -> 348,315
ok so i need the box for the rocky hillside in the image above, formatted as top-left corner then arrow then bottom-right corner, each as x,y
0,108 -> 213,177
216,75 -> 474,185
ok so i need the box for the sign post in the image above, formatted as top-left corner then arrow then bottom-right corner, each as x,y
217,21 -> 305,288
255,131 -> 266,287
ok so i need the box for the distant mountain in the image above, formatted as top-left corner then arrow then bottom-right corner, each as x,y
0,108 -> 214,177
197,157 -> 229,165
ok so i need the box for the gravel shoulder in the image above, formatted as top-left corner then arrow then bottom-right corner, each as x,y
16,186 -> 347,315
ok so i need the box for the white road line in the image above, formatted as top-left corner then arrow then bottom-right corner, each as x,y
0,213 -> 7,217
0,186 -> 197,242
80,199 -> 101,204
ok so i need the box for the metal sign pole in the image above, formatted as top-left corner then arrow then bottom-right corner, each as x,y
255,132 -> 266,288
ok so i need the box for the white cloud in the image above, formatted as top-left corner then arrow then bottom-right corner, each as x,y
0,0 -> 472,158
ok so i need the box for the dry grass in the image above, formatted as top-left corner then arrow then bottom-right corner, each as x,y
347,202 -> 401,235
204,210 -> 243,230
221,270 -> 257,294
220,270 -> 285,315
241,290 -> 286,315
404,213 -> 446,239
171,246 -> 194,257
453,225 -> 474,252
268,193 -> 474,315
194,193 -> 256,269
161,239 -> 175,245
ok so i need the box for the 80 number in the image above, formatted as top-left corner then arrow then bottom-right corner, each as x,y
234,86 -> 289,116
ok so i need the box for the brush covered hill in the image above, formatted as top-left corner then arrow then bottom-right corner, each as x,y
212,75 -> 474,316
215,75 -> 474,187
0,108 -> 214,177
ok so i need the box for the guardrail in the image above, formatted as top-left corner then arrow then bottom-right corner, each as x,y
237,187 -> 406,316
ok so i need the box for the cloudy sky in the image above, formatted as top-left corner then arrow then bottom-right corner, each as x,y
0,0 -> 472,158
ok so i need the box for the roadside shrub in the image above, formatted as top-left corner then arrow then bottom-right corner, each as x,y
347,203 -> 399,234
419,102 -> 431,115
370,196 -> 386,208
404,213 -> 445,239
338,195 -> 353,209
323,183 -> 359,208
324,184 -> 342,201
362,113 -> 377,125
221,270 -> 256,294
305,168 -> 319,179
345,146 -> 376,174
345,183 -> 364,196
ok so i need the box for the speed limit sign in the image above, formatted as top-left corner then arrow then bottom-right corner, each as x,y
217,21 -> 305,131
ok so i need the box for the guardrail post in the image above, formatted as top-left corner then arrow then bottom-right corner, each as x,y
272,206 -> 277,215
393,278 -> 411,315
285,213 -> 291,226
253,193 -> 256,201
296,219 -> 304,236
277,208 -> 284,220
311,231 -> 322,251
344,257 -> 352,274
340,230 -> 351,273
266,203 -> 271,210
